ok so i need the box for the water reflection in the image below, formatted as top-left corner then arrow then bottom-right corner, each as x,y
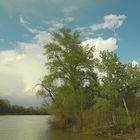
0,115 -> 109,140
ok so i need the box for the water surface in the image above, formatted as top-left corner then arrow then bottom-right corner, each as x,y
0,115 -> 110,140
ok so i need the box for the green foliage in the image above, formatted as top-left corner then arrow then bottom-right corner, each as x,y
38,28 -> 140,133
99,51 -> 140,114
0,99 -> 10,113
39,28 -> 99,112
0,99 -> 48,115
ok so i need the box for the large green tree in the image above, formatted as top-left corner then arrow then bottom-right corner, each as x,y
38,28 -> 100,128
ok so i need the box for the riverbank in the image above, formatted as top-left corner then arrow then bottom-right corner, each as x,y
49,125 -> 139,140
49,111 -> 140,140
52,125 -> 140,140
87,126 -> 140,140
95,127 -> 140,140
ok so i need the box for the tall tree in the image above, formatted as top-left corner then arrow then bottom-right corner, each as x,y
38,28 -> 99,128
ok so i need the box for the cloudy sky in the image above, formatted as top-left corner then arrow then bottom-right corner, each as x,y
0,0 -> 139,106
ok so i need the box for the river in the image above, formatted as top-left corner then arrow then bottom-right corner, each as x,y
0,115 -> 110,140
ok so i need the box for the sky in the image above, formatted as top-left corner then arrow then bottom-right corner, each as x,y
0,0 -> 140,106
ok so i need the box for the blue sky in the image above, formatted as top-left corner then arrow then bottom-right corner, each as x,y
0,0 -> 140,62
0,0 -> 139,106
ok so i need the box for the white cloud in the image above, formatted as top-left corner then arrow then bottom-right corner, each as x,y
0,16 -> 53,102
81,32 -> 94,39
74,14 -> 126,39
51,21 -> 64,29
32,31 -> 52,46
60,17 -> 74,22
43,16 -> 74,33
20,16 -> 27,25
43,19 -> 65,32
75,26 -> 87,31
132,60 -> 139,67
82,37 -> 118,80
0,43 -> 46,98
82,37 -> 118,58
20,16 -> 52,46
20,16 -> 40,34
74,26 -> 94,39
90,14 -> 126,31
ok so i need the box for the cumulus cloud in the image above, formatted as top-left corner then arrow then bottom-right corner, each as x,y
0,43 -> 45,97
82,37 -> 118,80
82,37 -> 118,58
0,16 -> 53,106
90,14 -> 126,31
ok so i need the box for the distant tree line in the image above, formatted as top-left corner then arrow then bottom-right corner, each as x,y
0,99 -> 49,115
37,28 -> 140,137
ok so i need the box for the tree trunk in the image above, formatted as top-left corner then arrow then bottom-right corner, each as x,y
122,97 -> 130,117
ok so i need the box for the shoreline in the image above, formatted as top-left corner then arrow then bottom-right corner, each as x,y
50,124 -> 140,140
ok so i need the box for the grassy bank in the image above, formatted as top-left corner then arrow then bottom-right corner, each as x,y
48,109 -> 140,140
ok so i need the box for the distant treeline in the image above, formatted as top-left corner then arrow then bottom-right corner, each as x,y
0,99 -> 49,115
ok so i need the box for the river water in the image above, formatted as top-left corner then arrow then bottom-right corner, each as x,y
0,115 -> 110,140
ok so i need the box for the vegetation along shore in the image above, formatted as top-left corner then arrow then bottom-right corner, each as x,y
37,28 -> 140,140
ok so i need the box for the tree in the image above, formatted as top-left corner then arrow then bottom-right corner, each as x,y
38,28 -> 99,128
98,51 -> 140,127
38,28 -> 140,133
0,99 -> 10,113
